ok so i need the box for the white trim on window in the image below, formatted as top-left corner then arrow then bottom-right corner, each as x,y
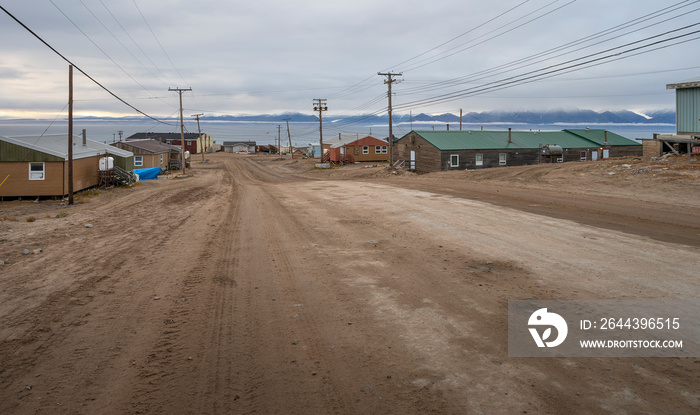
499,153 -> 507,166
134,155 -> 143,167
375,145 -> 381,154
29,162 -> 45,180
362,146 -> 369,154
475,153 -> 483,166
450,154 -> 459,168
160,154 -> 164,164
381,145 -> 388,154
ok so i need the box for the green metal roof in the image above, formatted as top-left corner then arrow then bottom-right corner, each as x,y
564,129 -> 640,146
407,129 -> 639,151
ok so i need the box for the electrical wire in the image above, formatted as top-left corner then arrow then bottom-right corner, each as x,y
131,0 -> 189,88
399,0 -> 700,96
50,1 -> 169,105
98,0 -> 177,88
0,5 -> 174,125
400,0 -> 577,73
394,27 -> 700,111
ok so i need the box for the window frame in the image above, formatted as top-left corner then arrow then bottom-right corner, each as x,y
449,154 -> 459,168
134,155 -> 143,167
362,146 -> 369,154
475,153 -> 484,166
29,162 -> 45,180
499,153 -> 507,166
381,145 -> 388,154
375,145 -> 381,154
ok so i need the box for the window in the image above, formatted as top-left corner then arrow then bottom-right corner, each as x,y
499,153 -> 507,166
381,145 -> 388,154
580,151 -> 587,161
475,153 -> 483,166
134,156 -> 143,167
29,162 -> 45,180
375,145 -> 381,154
450,154 -> 459,168
160,154 -> 164,164
362,146 -> 369,154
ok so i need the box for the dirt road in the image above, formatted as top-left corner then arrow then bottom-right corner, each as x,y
1,154 -> 698,414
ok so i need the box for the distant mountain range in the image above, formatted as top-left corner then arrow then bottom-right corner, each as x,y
201,109 -> 675,125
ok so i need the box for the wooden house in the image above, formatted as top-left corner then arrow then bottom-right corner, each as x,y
0,133 -> 133,198
126,132 -> 213,154
393,129 -> 642,173
112,139 -> 178,170
329,136 -> 389,163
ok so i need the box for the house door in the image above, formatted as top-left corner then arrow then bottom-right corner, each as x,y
410,151 -> 416,170
591,151 -> 598,161
602,149 -> 610,159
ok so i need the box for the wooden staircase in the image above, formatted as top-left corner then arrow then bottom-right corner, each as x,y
113,166 -> 137,186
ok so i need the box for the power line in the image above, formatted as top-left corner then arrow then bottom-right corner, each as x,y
49,0 -> 166,103
98,0 -> 177,87
386,0 -> 532,71
0,5 -> 173,125
132,0 -> 189,88
400,0 -> 577,73
394,26 -> 700,111
81,0 -> 170,89
399,0 -> 700,96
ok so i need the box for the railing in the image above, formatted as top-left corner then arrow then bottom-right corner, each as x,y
113,166 -> 137,186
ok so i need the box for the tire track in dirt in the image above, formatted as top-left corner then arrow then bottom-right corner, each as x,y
0,168 -> 227,414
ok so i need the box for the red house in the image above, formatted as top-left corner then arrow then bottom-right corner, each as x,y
329,136 -> 389,163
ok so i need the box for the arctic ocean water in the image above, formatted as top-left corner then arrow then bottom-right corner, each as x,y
0,118 -> 676,147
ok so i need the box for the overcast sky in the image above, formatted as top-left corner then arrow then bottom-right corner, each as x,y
1,0 -> 699,120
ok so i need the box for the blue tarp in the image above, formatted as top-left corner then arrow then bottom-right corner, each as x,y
134,167 -> 161,181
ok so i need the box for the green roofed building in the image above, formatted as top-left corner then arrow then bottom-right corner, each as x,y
393,129 -> 641,173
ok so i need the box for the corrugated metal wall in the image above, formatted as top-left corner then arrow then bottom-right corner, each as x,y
676,88 -> 700,134
0,141 -> 64,162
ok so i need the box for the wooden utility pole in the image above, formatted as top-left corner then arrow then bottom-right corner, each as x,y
192,113 -> 205,161
68,65 -> 74,205
277,125 -> 282,159
283,118 -> 293,159
169,87 -> 191,174
378,72 -> 402,166
313,99 -> 327,161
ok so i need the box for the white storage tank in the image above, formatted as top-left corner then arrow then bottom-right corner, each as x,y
99,156 -> 114,171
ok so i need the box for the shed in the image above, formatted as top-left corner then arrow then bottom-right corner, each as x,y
0,133 -> 133,198
645,78 -> 700,156
222,141 -> 256,153
667,77 -> 700,135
